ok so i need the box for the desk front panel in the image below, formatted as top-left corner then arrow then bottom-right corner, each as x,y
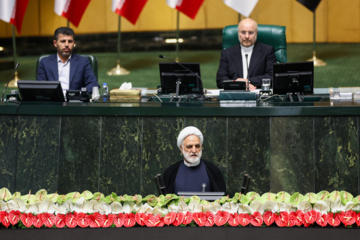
0,108 -> 358,196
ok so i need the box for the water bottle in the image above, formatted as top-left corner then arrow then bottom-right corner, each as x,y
102,83 -> 108,96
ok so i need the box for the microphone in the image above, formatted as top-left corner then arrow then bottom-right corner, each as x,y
1,62 -> 20,102
158,54 -> 204,94
245,54 -> 250,91
202,183 -> 206,192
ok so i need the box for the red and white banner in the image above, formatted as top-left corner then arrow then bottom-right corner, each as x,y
166,0 -> 204,20
54,0 -> 91,27
0,0 -> 29,34
223,0 -> 258,18
112,0 -> 148,25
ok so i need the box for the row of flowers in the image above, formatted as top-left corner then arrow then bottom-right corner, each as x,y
1,209 -> 360,228
1,188 -> 360,228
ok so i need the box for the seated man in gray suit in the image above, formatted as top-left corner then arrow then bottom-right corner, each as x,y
37,27 -> 99,94
216,18 -> 276,91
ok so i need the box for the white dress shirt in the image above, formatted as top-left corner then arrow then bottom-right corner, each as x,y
241,45 -> 254,79
57,54 -> 71,96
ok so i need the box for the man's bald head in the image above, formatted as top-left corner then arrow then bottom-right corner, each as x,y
238,18 -> 258,47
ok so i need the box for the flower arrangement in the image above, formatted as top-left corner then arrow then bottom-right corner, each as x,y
1,188 -> 360,228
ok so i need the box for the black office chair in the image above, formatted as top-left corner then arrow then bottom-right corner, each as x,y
35,54 -> 98,79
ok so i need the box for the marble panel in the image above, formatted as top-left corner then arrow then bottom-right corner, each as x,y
141,117 -> 184,196
99,116 -> 142,196
270,117 -> 315,194
315,116 -> 358,195
228,117 -> 271,195
0,115 -> 18,192
16,116 -> 61,194
58,116 -> 101,194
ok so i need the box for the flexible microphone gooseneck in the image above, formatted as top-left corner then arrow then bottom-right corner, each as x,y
1,62 -> 20,102
158,55 -> 203,87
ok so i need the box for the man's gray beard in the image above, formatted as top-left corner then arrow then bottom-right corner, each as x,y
182,149 -> 202,166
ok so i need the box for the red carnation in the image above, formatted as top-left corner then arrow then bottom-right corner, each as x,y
86,212 -> 106,228
316,212 -> 327,227
182,211 -> 193,225
0,211 -> 11,228
304,210 -> 317,225
250,212 -> 263,226
135,213 -> 148,226
124,213 -> 136,227
205,211 -> 215,227
341,210 -> 356,227
55,213 -> 66,228
9,210 -> 21,226
326,212 -> 341,227
33,214 -> 44,228
164,212 -> 176,225
103,214 -> 115,228
237,213 -> 251,226
192,212 -> 206,227
42,213 -> 56,228
76,212 -> 89,228
228,213 -> 239,227
214,211 -> 230,226
263,211 -> 275,226
21,213 -> 35,228
65,212 -> 77,228
173,212 -> 185,226
114,213 -> 125,227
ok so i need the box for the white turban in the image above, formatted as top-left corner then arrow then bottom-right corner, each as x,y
177,126 -> 203,149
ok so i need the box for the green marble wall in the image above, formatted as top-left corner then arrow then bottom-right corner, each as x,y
314,117 -> 358,194
0,115 -> 359,197
0,115 -> 18,191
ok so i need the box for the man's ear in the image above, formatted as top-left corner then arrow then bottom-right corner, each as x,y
53,40 -> 57,48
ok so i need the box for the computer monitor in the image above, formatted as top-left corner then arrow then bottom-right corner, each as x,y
272,61 -> 314,95
18,80 -> 65,102
159,62 -> 203,96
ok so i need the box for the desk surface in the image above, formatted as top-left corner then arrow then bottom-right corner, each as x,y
1,97 -> 360,117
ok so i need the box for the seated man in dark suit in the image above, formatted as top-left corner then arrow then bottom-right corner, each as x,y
163,126 -> 226,194
37,27 -> 99,94
216,18 -> 276,91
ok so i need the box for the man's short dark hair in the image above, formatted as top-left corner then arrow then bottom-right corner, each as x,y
54,27 -> 75,40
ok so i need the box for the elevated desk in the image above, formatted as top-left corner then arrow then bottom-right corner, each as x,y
0,96 -> 359,198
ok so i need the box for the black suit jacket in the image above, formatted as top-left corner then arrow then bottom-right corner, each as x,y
216,41 -> 276,88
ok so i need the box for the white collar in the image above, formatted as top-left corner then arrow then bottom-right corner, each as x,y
57,54 -> 72,63
240,44 -> 254,53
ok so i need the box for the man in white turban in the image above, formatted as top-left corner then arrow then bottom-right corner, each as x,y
163,126 -> 226,194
